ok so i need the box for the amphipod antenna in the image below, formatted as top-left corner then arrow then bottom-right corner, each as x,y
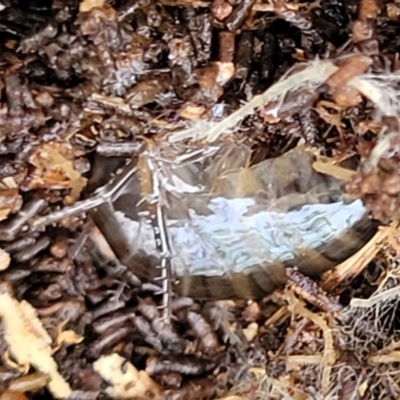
31,163 -> 139,229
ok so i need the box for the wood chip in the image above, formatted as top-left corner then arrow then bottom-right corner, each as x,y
0,248 -> 10,271
93,353 -> 163,399
0,284 -> 72,399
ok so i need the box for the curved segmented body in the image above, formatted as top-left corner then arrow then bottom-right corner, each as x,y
89,142 -> 377,300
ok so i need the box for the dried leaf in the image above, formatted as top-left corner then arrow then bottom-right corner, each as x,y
179,104 -> 208,120
312,160 -> 356,181
80,0 -> 105,13
359,0 -> 379,20
28,143 -> 87,201
0,189 -> 22,222
8,372 -> 49,393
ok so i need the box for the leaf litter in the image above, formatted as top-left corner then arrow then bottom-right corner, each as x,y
2,0 -> 400,399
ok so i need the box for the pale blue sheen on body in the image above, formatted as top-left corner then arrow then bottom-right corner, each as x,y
115,197 -> 366,277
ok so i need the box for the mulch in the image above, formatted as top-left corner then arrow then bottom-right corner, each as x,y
1,0 -> 400,399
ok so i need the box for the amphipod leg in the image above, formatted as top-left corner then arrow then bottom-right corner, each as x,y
143,154 -> 174,322
151,193 -> 173,322
31,165 -> 139,229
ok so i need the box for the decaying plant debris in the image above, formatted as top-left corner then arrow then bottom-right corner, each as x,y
3,0 -> 400,399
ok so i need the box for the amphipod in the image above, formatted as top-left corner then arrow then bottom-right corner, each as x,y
88,141 -> 377,300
